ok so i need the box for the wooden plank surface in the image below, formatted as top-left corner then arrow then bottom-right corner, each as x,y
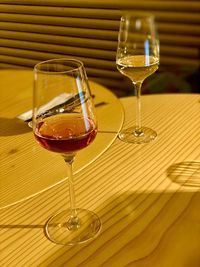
1,77 -> 200,266
0,69 -> 124,208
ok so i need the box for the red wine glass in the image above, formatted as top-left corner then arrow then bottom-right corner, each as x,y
32,58 -> 101,245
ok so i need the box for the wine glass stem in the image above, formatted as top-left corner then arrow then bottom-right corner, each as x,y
63,154 -> 77,219
134,81 -> 143,135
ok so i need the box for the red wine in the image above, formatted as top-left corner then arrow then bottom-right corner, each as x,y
34,114 -> 97,153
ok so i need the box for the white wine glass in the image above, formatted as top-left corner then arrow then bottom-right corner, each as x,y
116,13 -> 160,143
32,58 -> 101,245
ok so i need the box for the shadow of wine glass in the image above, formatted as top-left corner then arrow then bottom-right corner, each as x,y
167,161 -> 200,187
29,190 -> 200,266
0,117 -> 31,136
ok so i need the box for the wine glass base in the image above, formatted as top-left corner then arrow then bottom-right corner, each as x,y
45,208 -> 101,245
118,126 -> 157,144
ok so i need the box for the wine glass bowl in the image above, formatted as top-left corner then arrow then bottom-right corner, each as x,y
116,13 -> 159,144
32,58 -> 101,245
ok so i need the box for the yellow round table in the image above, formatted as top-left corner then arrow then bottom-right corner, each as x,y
0,69 -> 124,208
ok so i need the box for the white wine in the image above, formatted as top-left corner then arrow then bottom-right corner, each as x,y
117,55 -> 159,83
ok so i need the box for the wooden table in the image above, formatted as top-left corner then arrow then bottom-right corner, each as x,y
1,70 -> 200,267
0,69 -> 124,208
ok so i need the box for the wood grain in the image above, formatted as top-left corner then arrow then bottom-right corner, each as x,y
1,75 -> 200,266
0,69 -> 124,208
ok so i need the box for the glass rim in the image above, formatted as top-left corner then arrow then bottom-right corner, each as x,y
34,58 -> 84,74
121,12 -> 155,20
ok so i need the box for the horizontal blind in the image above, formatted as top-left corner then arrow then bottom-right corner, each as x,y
0,0 -> 199,95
